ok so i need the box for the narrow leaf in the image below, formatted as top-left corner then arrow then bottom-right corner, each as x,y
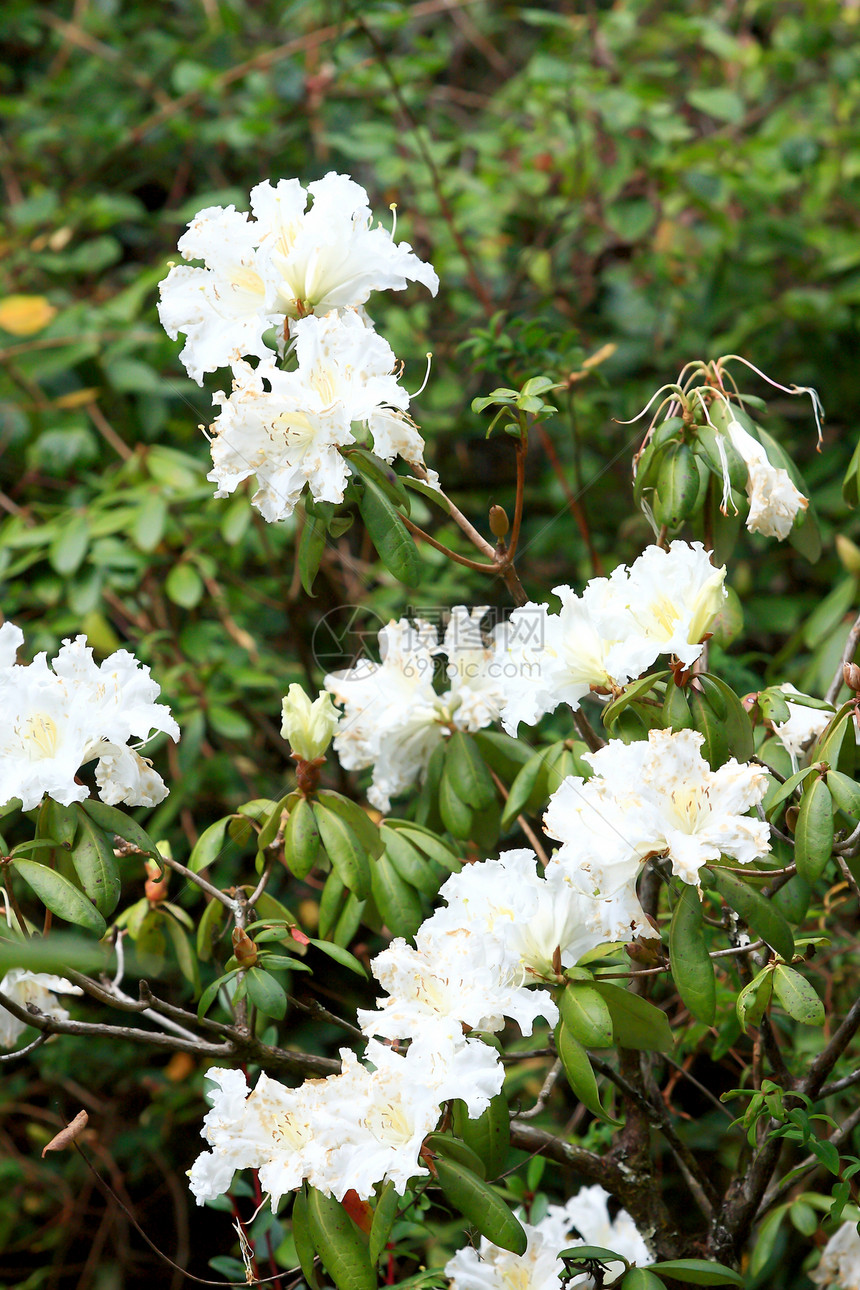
669,885 -> 716,1025
13,859 -> 106,937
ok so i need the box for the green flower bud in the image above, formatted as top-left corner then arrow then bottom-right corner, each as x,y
280,684 -> 340,761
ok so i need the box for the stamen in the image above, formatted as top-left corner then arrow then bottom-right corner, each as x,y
410,352 -> 433,398
719,355 -> 825,449
389,202 -> 397,239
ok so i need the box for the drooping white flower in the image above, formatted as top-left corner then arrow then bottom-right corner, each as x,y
544,728 -> 771,896
0,969 -> 83,1049
773,684 -> 832,770
158,172 -> 438,383
810,1219 -> 860,1290
445,1186 -> 650,1290
0,624 -> 179,811
207,311 -> 429,522
724,419 -> 808,541
495,545 -> 725,734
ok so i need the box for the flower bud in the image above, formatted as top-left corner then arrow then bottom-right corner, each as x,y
231,927 -> 258,968
844,662 -> 860,693
280,684 -> 340,761
144,858 -> 169,903
489,505 -> 509,539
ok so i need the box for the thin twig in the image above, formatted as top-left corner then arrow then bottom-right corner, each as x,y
517,1059 -> 562,1119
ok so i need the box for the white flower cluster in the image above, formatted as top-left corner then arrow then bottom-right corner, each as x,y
0,622 -> 179,812
543,728 -> 771,917
0,969 -> 83,1049
811,1220 -> 860,1290
158,173 -> 439,521
190,848 -> 645,1210
497,542 -> 726,734
445,1185 -> 651,1290
723,419 -> 808,541
325,607 -> 508,812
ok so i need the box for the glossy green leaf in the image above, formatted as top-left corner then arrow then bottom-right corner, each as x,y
196,895 -> 228,961
79,798 -> 162,858
298,505 -> 328,596
13,858 -> 106,937
197,968 -> 240,1018
357,475 -> 421,586
293,1187 -> 323,1290
370,853 -> 424,939
388,823 -> 462,872
348,448 -> 411,512
369,1181 -> 398,1266
736,968 -> 774,1032
316,790 -> 383,859
793,775 -> 834,884
559,982 -> 615,1048
188,817 -> 229,872
70,811 -> 122,917
772,965 -> 824,1025
318,869 -> 348,942
452,1092 -> 510,1180
711,867 -> 794,963
439,772 -> 474,838
591,982 -> 674,1052
434,1157 -> 527,1255
621,1270 -> 667,1290
556,1022 -> 620,1124
445,732 -> 497,810
826,769 -> 860,818
312,802 -> 370,899
245,966 -> 287,1019
285,796 -> 321,878
670,884 -> 715,1025
256,792 -> 294,853
381,826 -> 438,897
164,914 -> 201,992
307,937 -> 367,977
647,1258 -> 743,1285
424,1131 -> 487,1179
306,1186 -> 376,1290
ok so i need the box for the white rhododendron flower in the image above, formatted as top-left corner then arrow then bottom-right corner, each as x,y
207,311 -> 430,522
724,418 -> 808,540
773,684 -> 832,769
445,1186 -> 650,1290
158,172 -> 438,382
544,728 -> 771,897
810,1219 -> 860,1290
496,543 -> 725,734
0,969 -> 83,1049
0,622 -> 179,811
326,609 -> 506,812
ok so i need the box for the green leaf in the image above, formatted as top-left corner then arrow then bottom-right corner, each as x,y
669,884 -> 716,1025
843,436 -> 860,507
439,772 -> 474,839
381,826 -> 439,897
697,674 -> 755,762
307,938 -> 367,977
197,896 -> 228,962
285,796 -> 321,878
357,476 -> 421,586
292,1187 -> 323,1290
257,792 -> 295,853
710,868 -> 794,963
560,1244 -> 629,1266
424,1131 -> 487,1179
316,791 -> 383,859
647,1258 -> 743,1285
298,505 -> 328,596
318,869 -> 348,942
132,493 -> 168,553
591,982 -> 674,1052
433,1157 -> 527,1255
348,448 -> 411,512
621,1270 -> 667,1290
444,732 -> 497,810
794,776 -> 834,884
13,859 -> 106,937
245,966 -> 287,1019
471,730 -> 533,783
556,1022 -> 620,1124
312,802 -> 371,900
70,811 -> 123,917
772,965 -> 825,1025
38,799 -> 77,850
736,969 -> 774,1032
689,687 -> 730,768
165,561 -> 203,608
198,969 -> 240,1018
49,512 -> 89,575
602,674 -> 667,734
559,983 -> 615,1048
369,1181 -> 398,1266
188,818 -> 229,872
387,822 -> 462,872
306,1186 -> 376,1290
749,1204 -> 789,1278
164,914 -> 201,992
451,1092 -> 510,1180
370,853 -> 424,938
826,769 -> 860,819
79,799 -> 161,859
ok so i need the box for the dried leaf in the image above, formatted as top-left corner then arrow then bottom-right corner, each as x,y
41,1109 -> 88,1158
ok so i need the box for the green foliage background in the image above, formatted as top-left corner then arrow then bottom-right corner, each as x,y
1,1 -> 860,1285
